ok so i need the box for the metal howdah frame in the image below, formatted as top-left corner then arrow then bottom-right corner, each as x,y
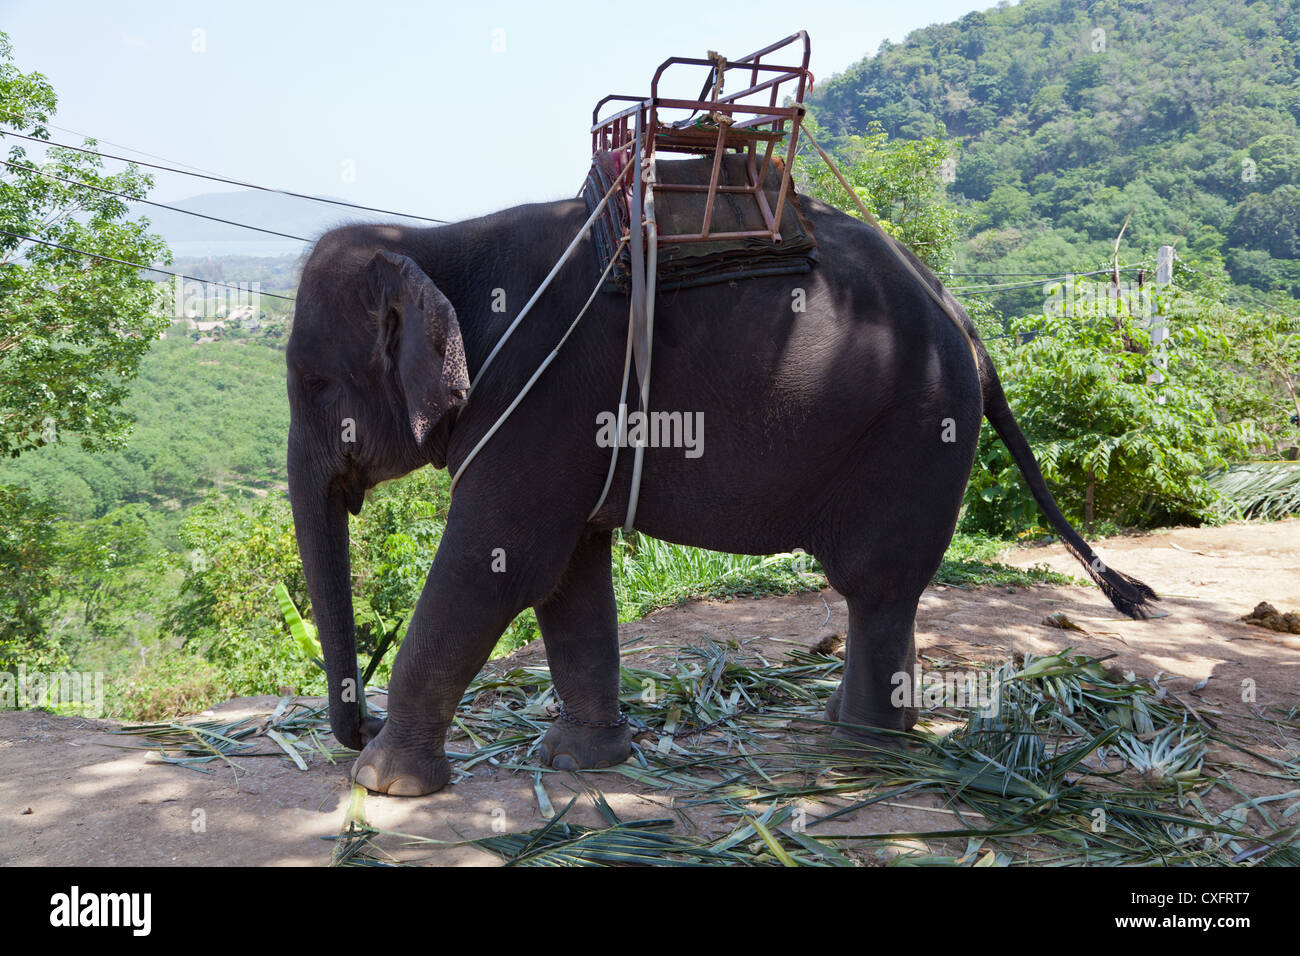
590,31 -> 813,244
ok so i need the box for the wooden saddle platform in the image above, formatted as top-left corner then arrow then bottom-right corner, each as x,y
582,31 -> 819,293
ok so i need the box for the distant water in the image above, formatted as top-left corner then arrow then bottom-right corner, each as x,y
168,239 -> 310,259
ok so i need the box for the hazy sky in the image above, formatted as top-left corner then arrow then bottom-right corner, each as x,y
2,1 -> 992,222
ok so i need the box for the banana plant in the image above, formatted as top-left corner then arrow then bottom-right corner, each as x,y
274,583 -> 403,723
274,582 -> 323,670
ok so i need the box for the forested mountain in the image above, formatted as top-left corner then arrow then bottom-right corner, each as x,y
810,0 -> 1300,308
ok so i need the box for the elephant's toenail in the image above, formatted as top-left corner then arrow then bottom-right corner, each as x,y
387,775 -> 427,797
354,764 -> 380,791
552,754 -> 579,771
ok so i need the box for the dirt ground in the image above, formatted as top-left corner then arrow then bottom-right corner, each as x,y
2,519 -> 1297,867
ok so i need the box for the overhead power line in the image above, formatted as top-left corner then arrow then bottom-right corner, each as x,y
944,265 -> 1150,278
0,107 -> 233,180
1175,262 -> 1300,322
952,265 -> 1151,294
0,126 -> 450,225
1,158 -> 312,242
0,227 -> 297,301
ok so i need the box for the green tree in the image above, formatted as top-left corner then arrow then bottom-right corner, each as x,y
169,493 -> 317,697
0,485 -> 66,669
0,32 -> 170,674
169,470 -> 454,696
1230,186 -> 1300,260
1,31 -> 169,458
794,114 -> 965,270
963,310 -> 1254,537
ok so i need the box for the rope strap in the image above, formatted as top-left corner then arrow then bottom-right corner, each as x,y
449,237 -> 627,497
466,157 -> 634,400
801,126 -> 980,372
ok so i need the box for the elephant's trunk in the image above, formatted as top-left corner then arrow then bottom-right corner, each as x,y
288,451 -> 363,749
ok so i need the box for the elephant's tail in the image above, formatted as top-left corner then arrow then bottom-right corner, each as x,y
979,358 -> 1160,620
875,240 -> 1158,620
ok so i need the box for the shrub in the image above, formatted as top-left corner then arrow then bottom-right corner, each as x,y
963,311 -> 1253,536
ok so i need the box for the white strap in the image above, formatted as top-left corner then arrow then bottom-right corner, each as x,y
622,157 -> 659,532
467,160 -> 633,400
587,292 -> 637,520
449,239 -> 626,498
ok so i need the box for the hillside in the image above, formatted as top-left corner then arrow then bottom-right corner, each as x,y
0,330 -> 289,533
810,0 -> 1300,311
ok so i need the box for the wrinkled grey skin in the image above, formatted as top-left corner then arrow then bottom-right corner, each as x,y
287,195 -> 1157,796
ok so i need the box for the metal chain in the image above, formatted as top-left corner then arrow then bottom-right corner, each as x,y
556,707 -> 629,730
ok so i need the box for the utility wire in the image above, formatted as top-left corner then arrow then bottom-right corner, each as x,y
946,269 -> 1109,277
0,227 -> 296,301
0,107 -> 232,180
950,264 -> 1150,293
0,158 -> 312,242
954,270 -> 1151,294
1175,260 -> 1300,322
0,127 -> 450,225
953,278 -> 1065,293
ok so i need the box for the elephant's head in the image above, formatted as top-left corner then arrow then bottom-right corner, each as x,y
286,242 -> 470,748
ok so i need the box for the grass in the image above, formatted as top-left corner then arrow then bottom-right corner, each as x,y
935,533 -> 1074,589
612,533 -> 827,619
610,531 -> 1070,618
166,641 -> 1295,867
109,651 -> 226,721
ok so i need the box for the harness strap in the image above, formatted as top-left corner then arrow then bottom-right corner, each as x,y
586,288 -> 637,521
622,155 -> 658,532
466,158 -> 633,401
448,238 -> 627,498
801,126 -> 980,372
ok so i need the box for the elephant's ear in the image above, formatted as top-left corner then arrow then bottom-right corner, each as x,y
364,250 -> 470,446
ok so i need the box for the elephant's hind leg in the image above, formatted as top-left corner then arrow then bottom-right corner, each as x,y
535,530 -> 633,771
816,421 -> 975,752
821,593 -> 922,750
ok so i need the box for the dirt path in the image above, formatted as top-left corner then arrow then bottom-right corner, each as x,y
2,520 -> 1297,866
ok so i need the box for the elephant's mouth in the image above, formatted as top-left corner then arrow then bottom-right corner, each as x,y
333,463 -> 368,516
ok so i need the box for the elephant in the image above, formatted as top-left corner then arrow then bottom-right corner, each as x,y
286,193 -> 1158,796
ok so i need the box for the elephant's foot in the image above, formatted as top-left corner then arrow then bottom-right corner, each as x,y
823,686 -> 918,755
351,722 -> 450,796
538,715 -> 633,771
824,685 -> 919,729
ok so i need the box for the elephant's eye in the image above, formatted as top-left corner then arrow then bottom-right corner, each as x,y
301,373 -> 330,394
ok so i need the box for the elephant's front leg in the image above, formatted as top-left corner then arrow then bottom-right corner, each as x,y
352,515 -> 544,796
535,530 -> 633,771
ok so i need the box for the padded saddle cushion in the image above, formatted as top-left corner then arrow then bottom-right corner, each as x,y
581,150 -> 818,294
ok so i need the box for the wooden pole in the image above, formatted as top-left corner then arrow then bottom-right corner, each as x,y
1151,245 -> 1174,403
